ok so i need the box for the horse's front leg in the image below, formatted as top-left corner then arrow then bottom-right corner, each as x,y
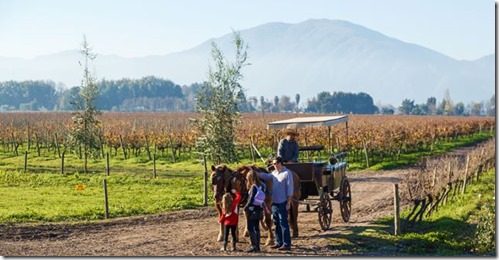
215,204 -> 224,242
290,200 -> 299,238
218,222 -> 225,242
264,211 -> 274,245
236,222 -> 240,242
243,210 -> 250,237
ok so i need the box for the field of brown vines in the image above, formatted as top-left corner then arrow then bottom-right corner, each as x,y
0,112 -> 494,164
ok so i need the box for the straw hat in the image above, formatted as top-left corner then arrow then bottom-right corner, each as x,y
285,128 -> 299,136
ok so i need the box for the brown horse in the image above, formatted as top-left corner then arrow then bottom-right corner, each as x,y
210,164 -> 247,242
289,169 -> 302,237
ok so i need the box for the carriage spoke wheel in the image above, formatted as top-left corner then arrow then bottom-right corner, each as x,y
339,178 -> 352,222
318,192 -> 332,230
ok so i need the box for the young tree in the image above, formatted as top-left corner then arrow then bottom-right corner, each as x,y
486,94 -> 495,116
278,95 -> 294,112
273,96 -> 280,112
442,89 -> 453,115
295,93 -> 301,112
469,102 -> 484,116
453,102 -> 465,116
399,99 -> 415,115
259,96 -> 265,115
426,97 -> 437,115
380,105 -> 395,115
69,35 -> 102,173
195,32 -> 249,164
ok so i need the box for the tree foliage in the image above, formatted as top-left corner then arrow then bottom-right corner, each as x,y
69,36 -> 102,173
96,76 -> 184,111
194,33 -> 249,164
399,99 -> 415,115
306,91 -> 378,114
0,80 -> 57,110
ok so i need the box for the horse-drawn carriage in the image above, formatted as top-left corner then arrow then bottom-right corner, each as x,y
267,115 -> 351,230
210,115 -> 351,244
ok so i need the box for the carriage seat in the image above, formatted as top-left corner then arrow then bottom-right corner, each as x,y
299,145 -> 324,152
298,145 -> 325,162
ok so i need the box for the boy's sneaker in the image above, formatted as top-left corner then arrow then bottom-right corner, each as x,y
246,247 -> 257,252
278,246 -> 291,251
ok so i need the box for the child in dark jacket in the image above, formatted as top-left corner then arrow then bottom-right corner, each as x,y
219,189 -> 241,251
243,170 -> 267,253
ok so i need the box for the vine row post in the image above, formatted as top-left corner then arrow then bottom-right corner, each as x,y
461,155 -> 469,194
103,179 -> 109,219
394,184 -> 400,236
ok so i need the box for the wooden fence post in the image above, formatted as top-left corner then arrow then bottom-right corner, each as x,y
103,179 -> 109,219
153,153 -> 157,178
24,151 -> 28,172
394,184 -> 400,236
203,154 -> 208,206
61,151 -> 65,175
362,138 -> 369,168
106,152 -> 110,176
249,137 -> 255,162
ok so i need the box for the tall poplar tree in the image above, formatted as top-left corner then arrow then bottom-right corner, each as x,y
195,32 -> 249,164
69,35 -> 102,173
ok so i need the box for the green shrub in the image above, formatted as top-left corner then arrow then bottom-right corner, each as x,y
475,202 -> 496,254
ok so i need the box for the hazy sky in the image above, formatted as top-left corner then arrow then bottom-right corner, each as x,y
0,0 -> 495,60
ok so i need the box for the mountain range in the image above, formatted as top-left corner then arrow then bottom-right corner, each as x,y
0,19 -> 494,106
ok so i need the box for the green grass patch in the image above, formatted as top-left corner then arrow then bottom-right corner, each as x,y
0,170 -> 206,223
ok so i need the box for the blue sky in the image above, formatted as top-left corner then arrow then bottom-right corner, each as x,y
0,0 -> 495,60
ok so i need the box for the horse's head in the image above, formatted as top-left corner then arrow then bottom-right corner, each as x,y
211,164 -> 229,202
265,155 -> 276,172
236,165 -> 252,179
233,166 -> 259,206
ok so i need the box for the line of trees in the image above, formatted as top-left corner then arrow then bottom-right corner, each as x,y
393,93 -> 495,117
0,78 -> 494,116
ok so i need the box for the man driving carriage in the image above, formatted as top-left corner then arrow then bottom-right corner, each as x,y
277,128 -> 299,163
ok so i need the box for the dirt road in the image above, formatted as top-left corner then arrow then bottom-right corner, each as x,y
0,166 -> 414,256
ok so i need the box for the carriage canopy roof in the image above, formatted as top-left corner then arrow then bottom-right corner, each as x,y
266,115 -> 348,129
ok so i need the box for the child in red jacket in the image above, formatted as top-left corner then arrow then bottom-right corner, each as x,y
219,189 -> 241,251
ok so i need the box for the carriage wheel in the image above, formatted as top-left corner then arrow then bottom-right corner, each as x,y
318,192 -> 332,230
339,177 -> 352,222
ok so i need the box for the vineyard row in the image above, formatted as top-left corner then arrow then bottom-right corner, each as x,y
0,113 -> 495,166
400,137 -> 496,229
